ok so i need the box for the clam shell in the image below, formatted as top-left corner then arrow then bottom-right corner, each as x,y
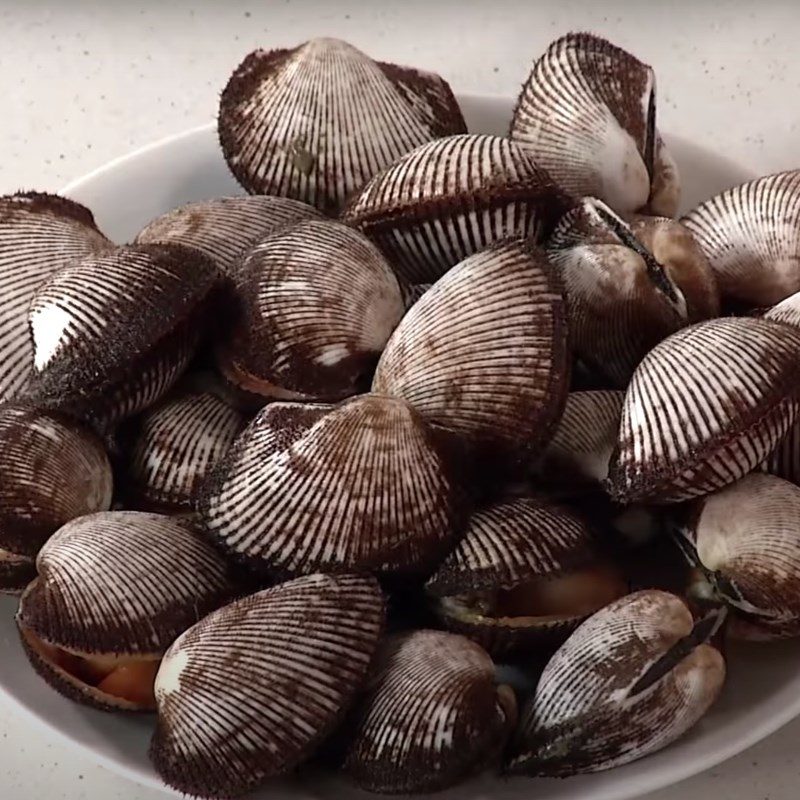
150,573 -> 385,798
607,316 -> 800,504
343,629 -> 514,793
219,37 -> 466,213
0,192 -> 112,402
510,33 -> 679,216
199,393 -> 461,576
372,238 -> 570,465
217,219 -> 404,403
681,170 -> 800,307
508,590 -> 726,775
765,288 -> 800,329
342,134 -> 568,284
135,195 -> 323,278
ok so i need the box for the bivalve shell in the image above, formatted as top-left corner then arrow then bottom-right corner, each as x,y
765,288 -> 800,329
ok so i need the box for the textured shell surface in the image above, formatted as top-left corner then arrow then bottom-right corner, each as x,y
509,590 -> 725,775
135,195 -> 323,278
218,37 -> 466,213
681,170 -> 800,307
0,192 -> 112,402
343,133 -> 568,284
607,316 -> 800,504
509,33 -> 679,217
373,238 -> 570,464
765,289 -> 800,329
221,219 -> 404,402
199,393 -> 461,576
151,573 -> 385,799
344,629 -> 511,794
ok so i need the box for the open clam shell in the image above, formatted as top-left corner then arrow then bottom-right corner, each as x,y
150,573 -> 385,799
343,629 -> 515,793
199,393 -> 461,577
508,590 -> 726,775
219,37 -> 466,214
16,511 -> 234,711
372,238 -> 570,467
342,134 -> 568,284
510,33 -> 679,217
217,219 -> 404,403
607,316 -> 800,504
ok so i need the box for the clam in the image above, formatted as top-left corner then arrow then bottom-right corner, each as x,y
0,404 -> 112,593
0,192 -> 112,402
765,288 -> 800,329
217,219 -> 404,403
607,316 -> 800,504
17,511 -> 234,711
343,629 -> 515,793
681,170 -> 800,308
426,497 -> 627,657
508,590 -> 726,775
151,573 -> 385,799
198,393 -> 461,577
342,134 -> 568,284
372,238 -> 570,467
218,37 -> 466,213
510,33 -> 679,217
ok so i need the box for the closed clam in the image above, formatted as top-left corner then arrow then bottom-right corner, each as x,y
510,33 -> 679,217
219,37 -> 466,213
508,590 -> 726,775
343,629 -> 515,793
17,511 -> 234,711
151,573 -> 385,799
343,134 -> 568,284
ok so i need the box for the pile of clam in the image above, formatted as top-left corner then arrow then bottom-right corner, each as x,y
5,31 -> 800,799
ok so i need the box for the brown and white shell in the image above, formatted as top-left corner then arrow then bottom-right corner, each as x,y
198,394 -> 461,577
150,573 -> 385,799
508,590 -> 725,775
510,33 -> 679,217
343,629 -> 515,793
765,288 -> 800,329
342,134 -> 568,284
0,192 -> 112,402
372,238 -> 570,466
681,170 -> 800,308
217,219 -> 404,403
607,317 -> 800,504
218,37 -> 466,214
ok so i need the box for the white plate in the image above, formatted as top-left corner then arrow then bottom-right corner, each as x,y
0,94 -> 793,800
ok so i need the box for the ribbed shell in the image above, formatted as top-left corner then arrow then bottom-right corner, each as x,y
681,171 -> 800,307
151,573 -> 385,799
343,134 -> 568,284
220,219 -> 404,402
344,629 -> 511,793
372,239 -> 569,464
199,394 -> 461,576
509,590 -> 726,775
510,33 -> 679,216
402,282 -> 431,309
126,391 -> 246,511
218,37 -> 466,213
767,418 -> 800,485
135,195 -> 323,278
765,289 -> 800,329
607,317 -> 800,504
0,192 -> 112,402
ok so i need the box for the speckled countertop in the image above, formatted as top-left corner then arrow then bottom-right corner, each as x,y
1,1 -> 800,798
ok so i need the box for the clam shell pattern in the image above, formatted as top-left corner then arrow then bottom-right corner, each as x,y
373,238 -> 570,464
344,629 -> 514,793
508,590 -> 726,775
219,37 -> 466,213
607,317 -> 800,503
765,288 -> 800,329
343,134 -> 568,284
510,33 -> 679,216
0,192 -> 112,402
150,573 -> 385,799
218,219 -> 404,403
199,394 -> 461,576
681,170 -> 800,307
